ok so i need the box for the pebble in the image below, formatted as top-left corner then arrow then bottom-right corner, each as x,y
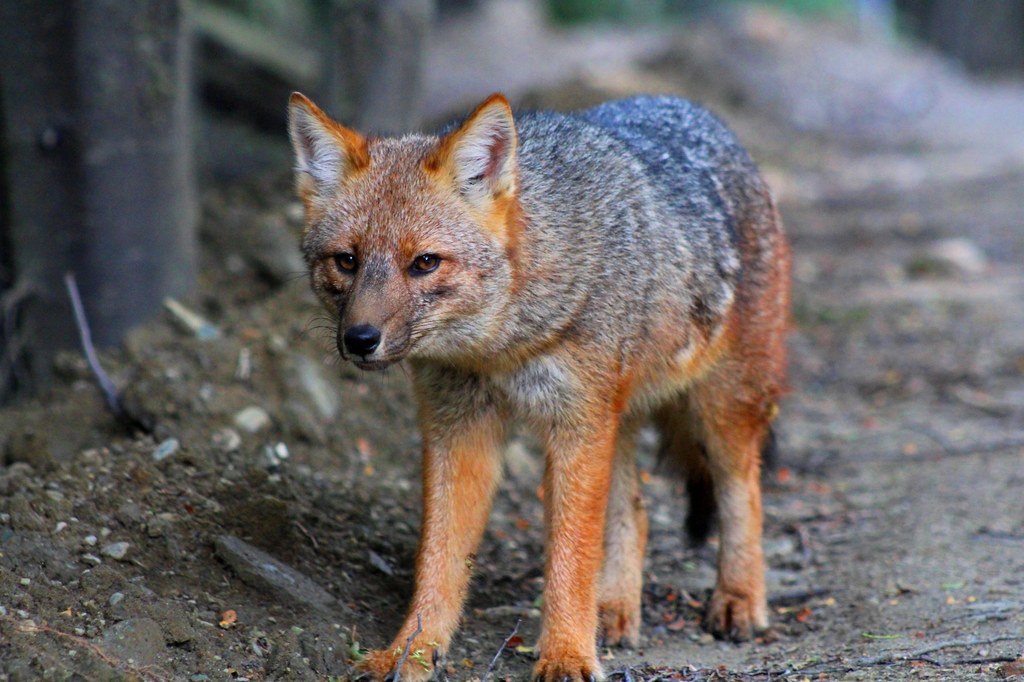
109,592 -> 125,607
54,521 -> 68,533
83,535 -> 98,546
262,442 -> 290,470
293,354 -> 339,420
212,427 -> 242,453
164,298 -> 221,340
233,406 -> 271,433
927,237 -> 988,275
213,535 -> 336,611
81,553 -> 102,566
19,578 -> 30,586
101,542 -> 130,560
102,617 -> 165,667
285,202 -> 304,225
190,674 -> 210,682
152,438 -> 180,462
146,513 -> 178,538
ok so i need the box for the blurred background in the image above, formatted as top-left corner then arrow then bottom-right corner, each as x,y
2,3 -> 1024,681
2,0 -> 1023,402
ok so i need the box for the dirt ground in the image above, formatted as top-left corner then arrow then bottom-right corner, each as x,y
3,5 -> 1024,682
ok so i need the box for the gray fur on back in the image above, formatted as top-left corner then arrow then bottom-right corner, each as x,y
502,96 -> 770,360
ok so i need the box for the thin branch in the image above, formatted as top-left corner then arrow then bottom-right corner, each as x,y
5,614 -> 171,681
482,618 -> 521,682
797,635 -> 1024,675
64,272 -> 150,433
862,635 -> 1024,664
390,613 -> 423,682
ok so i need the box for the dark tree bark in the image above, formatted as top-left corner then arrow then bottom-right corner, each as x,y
0,0 -> 196,398
321,0 -> 435,134
897,0 -> 1024,74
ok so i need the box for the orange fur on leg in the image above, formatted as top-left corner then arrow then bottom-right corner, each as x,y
597,422 -> 647,648
534,408 -> 619,682
358,412 -> 505,682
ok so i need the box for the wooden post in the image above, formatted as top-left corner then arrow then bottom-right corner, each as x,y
0,0 -> 196,397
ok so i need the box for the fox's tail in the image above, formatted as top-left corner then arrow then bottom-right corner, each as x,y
683,425 -> 779,546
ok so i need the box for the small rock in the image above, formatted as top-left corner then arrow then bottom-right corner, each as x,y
285,202 -> 305,225
81,553 -> 102,566
262,442 -> 290,470
164,298 -> 221,340
19,578 -> 30,586
234,406 -> 271,434
83,535 -> 97,546
190,675 -> 210,682
909,237 -> 989,278
292,355 -> 339,420
152,438 -> 180,462
102,617 -> 165,667
214,535 -> 336,612
368,550 -> 394,576
504,439 -> 541,483
54,521 -> 68,533
928,237 -> 988,275
212,427 -> 242,453
146,513 -> 177,538
101,542 -> 130,561
109,592 -> 125,607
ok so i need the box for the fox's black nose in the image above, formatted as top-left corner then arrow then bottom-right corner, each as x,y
342,324 -> 381,357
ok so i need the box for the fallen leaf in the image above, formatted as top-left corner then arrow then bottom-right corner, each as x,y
219,609 -> 238,628
795,607 -> 812,623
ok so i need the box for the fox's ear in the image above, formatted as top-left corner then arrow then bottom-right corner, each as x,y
287,92 -> 369,200
428,93 -> 517,209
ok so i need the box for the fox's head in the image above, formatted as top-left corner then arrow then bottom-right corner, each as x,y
287,93 -> 520,370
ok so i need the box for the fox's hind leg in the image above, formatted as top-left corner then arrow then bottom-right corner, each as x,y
689,366 -> 773,641
597,420 -> 647,648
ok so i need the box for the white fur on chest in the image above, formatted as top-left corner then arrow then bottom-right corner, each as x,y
490,355 -> 580,420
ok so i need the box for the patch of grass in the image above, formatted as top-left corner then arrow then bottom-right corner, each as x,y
793,301 -> 871,328
546,0 -> 852,26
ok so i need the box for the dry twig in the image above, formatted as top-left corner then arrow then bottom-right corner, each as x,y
482,618 -> 521,682
64,272 -> 149,433
390,613 -> 423,682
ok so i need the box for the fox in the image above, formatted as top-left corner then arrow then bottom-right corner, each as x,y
287,91 -> 790,682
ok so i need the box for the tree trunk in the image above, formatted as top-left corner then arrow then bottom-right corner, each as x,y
898,0 -> 1024,74
321,0 -> 435,134
0,0 -> 196,399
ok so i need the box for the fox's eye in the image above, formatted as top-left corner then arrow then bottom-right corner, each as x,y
411,253 -> 441,275
334,253 -> 357,273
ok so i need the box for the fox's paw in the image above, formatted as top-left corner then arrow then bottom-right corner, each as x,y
532,654 -> 603,682
706,588 -> 768,642
598,598 -> 640,648
357,647 -> 435,682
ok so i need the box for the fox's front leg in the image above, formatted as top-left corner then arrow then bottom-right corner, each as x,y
359,384 -> 504,681
534,406 -> 619,682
